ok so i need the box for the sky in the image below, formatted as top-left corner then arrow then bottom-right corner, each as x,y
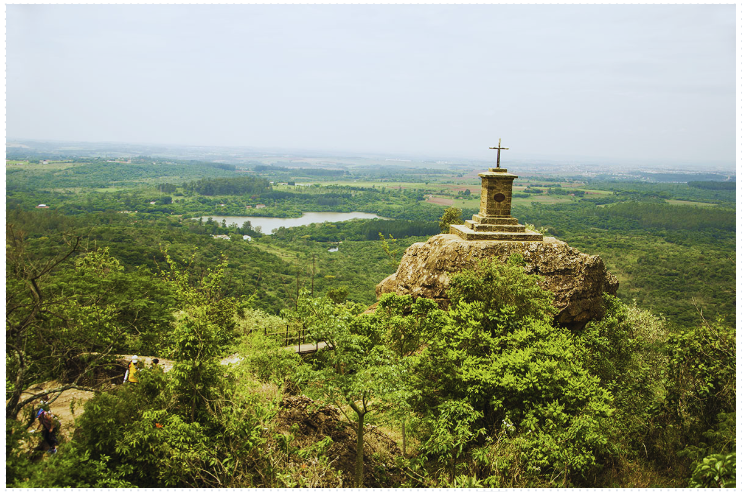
6,4 -> 737,166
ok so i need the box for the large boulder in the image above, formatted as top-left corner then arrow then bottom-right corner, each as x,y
376,234 -> 619,329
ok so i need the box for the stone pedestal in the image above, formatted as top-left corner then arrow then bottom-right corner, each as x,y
450,168 -> 543,241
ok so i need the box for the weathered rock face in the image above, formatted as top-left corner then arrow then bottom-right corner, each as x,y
376,234 -> 619,329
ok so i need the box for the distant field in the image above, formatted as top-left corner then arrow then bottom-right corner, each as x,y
450,197 -> 480,208
6,160 -> 81,171
251,241 -> 304,267
320,179 -> 475,191
91,187 -> 131,192
514,195 -> 575,205
46,186 -> 135,193
581,189 -> 612,196
421,193 -> 576,209
317,180 -> 414,188
425,196 -> 455,207
309,177 -> 588,210
665,199 -> 718,208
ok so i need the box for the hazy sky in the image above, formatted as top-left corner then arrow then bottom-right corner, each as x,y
6,4 -> 736,165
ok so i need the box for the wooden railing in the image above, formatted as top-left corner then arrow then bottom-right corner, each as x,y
263,322 -> 321,354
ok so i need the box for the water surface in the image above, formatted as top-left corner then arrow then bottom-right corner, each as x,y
199,212 -> 386,234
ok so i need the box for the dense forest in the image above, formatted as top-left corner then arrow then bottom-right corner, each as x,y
6,156 -> 735,487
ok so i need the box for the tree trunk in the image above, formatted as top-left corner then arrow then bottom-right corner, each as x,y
6,389 -> 22,420
6,351 -> 26,419
355,409 -> 365,487
402,417 -> 407,457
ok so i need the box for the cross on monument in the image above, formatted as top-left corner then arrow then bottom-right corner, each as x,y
489,138 -> 509,168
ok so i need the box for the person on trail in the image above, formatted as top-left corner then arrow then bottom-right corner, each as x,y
30,397 -> 49,422
28,396 -> 49,431
123,355 -> 140,384
151,358 -> 161,371
36,406 -> 58,454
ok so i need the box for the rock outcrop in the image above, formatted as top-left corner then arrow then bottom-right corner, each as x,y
376,234 -> 618,329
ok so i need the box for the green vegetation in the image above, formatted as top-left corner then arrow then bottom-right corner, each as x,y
6,158 -> 236,191
687,180 -> 735,191
516,200 -> 735,326
6,155 -> 735,487
438,207 -> 464,233
183,176 -> 271,196
5,157 -> 734,325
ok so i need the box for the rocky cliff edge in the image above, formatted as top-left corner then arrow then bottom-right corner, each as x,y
376,234 -> 619,329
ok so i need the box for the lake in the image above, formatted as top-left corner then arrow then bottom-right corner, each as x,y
198,212 -> 386,234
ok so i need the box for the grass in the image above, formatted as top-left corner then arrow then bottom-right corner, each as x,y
581,189 -> 613,195
665,199 -> 718,207
417,188 -> 578,209
594,455 -> 686,488
250,240 -> 305,267
92,187 -> 133,192
9,161 -> 82,171
320,180 -> 430,188
514,195 -> 576,205
297,177 -> 602,211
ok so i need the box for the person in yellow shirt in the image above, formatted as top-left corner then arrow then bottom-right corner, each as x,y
123,355 -> 140,383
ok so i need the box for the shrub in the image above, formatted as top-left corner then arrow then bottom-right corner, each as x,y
413,257 -> 615,485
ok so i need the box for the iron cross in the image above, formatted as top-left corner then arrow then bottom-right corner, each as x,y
489,138 -> 509,168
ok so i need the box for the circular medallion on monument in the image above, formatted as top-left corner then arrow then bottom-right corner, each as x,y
494,193 -> 506,202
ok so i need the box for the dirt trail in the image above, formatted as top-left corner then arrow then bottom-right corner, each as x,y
425,196 -> 454,206
22,380 -> 95,442
18,358 -> 404,486
19,353 -> 243,439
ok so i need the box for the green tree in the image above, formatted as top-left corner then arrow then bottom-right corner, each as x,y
378,232 -> 400,269
16,254 -> 270,488
420,399 -> 485,481
371,293 -> 445,456
413,256 -> 614,485
662,311 -> 736,479
293,293 -> 400,486
439,207 -> 464,233
575,296 -> 669,461
447,254 -> 557,332
5,227 -> 149,421
159,251 -> 250,422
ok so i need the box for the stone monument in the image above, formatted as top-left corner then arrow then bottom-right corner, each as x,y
375,140 -> 618,328
449,139 -> 543,241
